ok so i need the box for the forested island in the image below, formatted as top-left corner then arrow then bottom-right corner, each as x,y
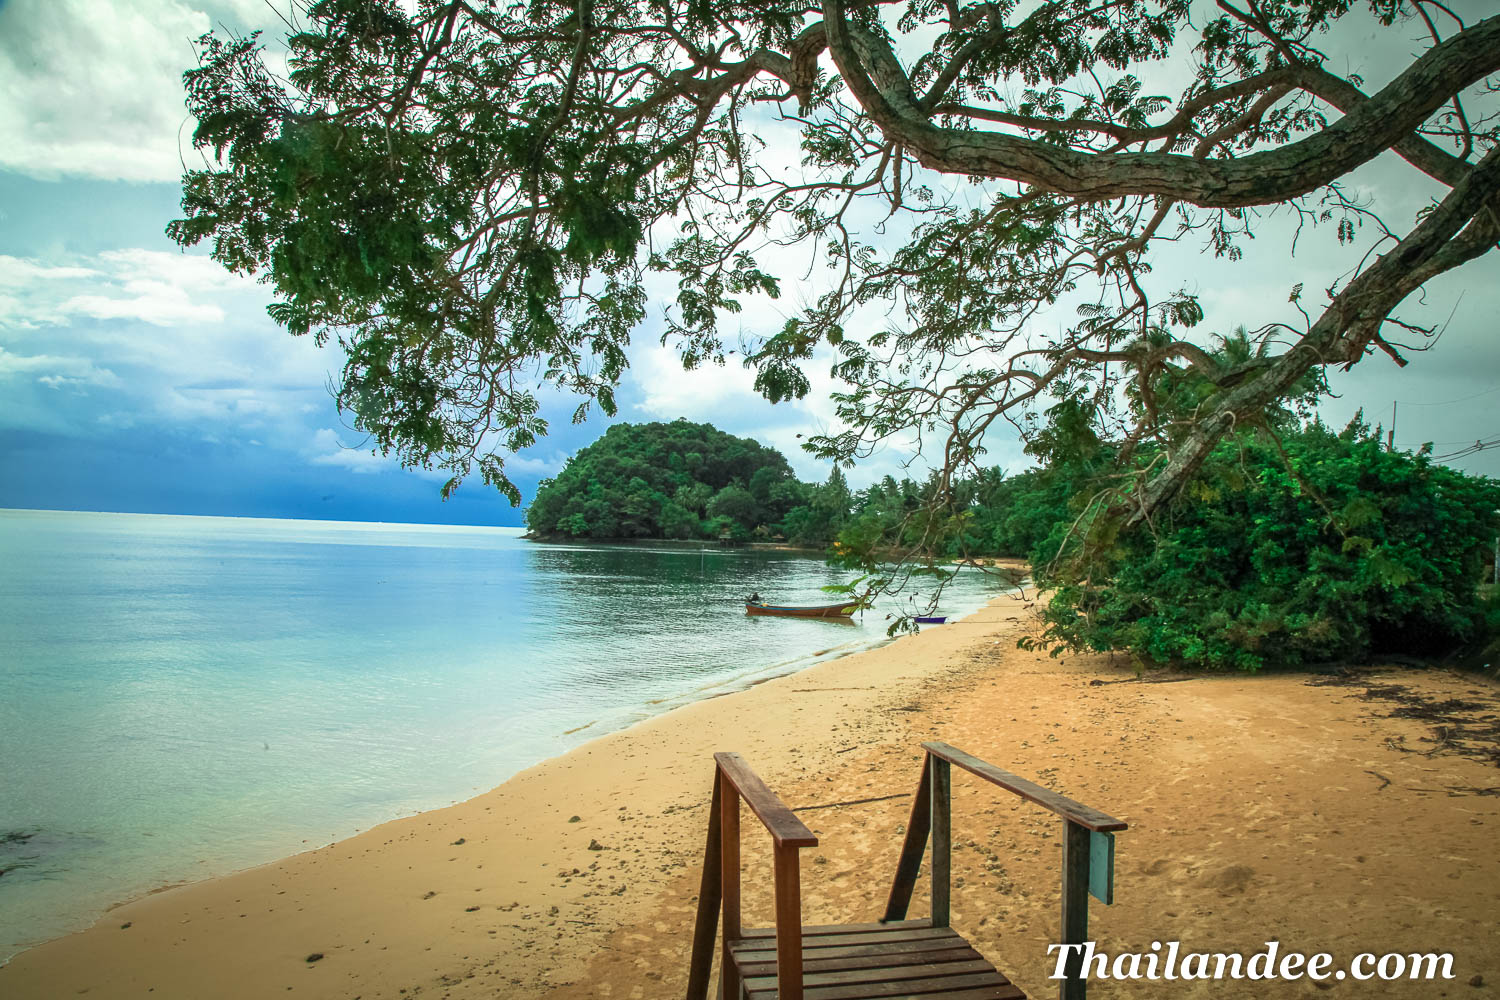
522,418 -> 1061,552
523,420 -> 851,544
527,416 -> 1499,673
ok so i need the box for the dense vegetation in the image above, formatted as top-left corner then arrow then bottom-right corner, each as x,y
831,412 -> 1499,670
524,420 -> 851,543
1030,418 -> 1500,671
525,418 -> 1060,550
531,415 -> 1498,671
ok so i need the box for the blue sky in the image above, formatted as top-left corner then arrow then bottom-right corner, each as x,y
1,1 -> 1496,526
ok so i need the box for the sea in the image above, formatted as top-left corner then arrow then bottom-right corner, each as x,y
0,509 -> 1012,962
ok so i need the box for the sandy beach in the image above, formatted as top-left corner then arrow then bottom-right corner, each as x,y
3,591 -> 1497,998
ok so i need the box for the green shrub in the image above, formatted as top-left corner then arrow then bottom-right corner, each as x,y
1036,418 -> 1500,671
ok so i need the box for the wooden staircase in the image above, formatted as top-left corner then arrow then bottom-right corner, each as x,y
684,742 -> 1127,1000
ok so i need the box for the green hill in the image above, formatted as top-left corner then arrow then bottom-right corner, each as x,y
523,420 -> 848,543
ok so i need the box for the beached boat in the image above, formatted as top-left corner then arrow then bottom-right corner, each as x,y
915,615 -> 947,624
745,600 -> 860,618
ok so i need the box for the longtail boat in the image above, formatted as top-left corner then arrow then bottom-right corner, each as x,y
745,600 -> 860,618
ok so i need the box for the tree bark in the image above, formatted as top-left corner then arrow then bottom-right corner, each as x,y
822,0 -> 1500,207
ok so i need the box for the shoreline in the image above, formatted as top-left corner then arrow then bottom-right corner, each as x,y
3,593 -> 1498,998
0,524 -> 1008,959
0,590 -> 1019,985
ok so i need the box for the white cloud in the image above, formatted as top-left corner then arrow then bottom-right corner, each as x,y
0,244 -> 341,450
0,0 -> 282,182
62,287 -> 224,327
0,345 -> 120,388
634,346 -> 763,419
98,249 -> 247,291
156,385 -> 275,422
308,428 -> 393,474
307,427 -> 454,480
2,248 -> 253,329
0,1 -> 207,182
0,257 -> 101,286
504,451 -> 569,477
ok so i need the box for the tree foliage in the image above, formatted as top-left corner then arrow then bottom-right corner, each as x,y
170,0 -> 1500,521
1030,417 -> 1500,670
524,419 -> 850,541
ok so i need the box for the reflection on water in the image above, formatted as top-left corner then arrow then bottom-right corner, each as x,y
0,511 -> 1010,960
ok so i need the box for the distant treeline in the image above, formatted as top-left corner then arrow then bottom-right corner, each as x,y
526,416 -> 1500,671
523,419 -> 1064,553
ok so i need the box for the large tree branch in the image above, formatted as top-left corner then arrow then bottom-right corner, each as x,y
822,0 -> 1499,206
1121,144 -> 1500,525
937,62 -> 1472,186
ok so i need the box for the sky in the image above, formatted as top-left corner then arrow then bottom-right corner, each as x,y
0,0 -> 1496,527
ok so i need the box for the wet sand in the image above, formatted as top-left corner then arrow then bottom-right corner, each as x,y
2,593 -> 1496,998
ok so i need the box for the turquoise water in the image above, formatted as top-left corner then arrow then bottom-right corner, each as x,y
0,509 -> 1008,960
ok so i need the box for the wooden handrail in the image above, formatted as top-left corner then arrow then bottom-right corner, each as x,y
713,751 -> 819,847
923,741 -> 1128,832
688,754 -> 818,1000
690,746 -> 1125,1000
683,772 -> 722,1000
884,743 -> 1128,1000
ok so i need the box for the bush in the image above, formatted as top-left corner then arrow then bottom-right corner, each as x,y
1036,418 -> 1500,671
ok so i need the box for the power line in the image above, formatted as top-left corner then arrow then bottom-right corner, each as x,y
1397,429 -> 1500,449
1431,436 -> 1500,462
1396,384 -> 1500,407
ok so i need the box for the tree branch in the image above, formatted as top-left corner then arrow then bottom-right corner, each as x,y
823,0 -> 1498,206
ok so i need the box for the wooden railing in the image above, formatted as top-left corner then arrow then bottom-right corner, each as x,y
685,752 -> 818,1000
883,741 -> 1128,1000
684,743 -> 1126,1000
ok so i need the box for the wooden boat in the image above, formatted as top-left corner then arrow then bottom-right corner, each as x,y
745,600 -> 860,618
915,615 -> 947,624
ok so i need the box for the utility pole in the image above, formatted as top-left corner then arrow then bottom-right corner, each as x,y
1388,401 -> 1397,452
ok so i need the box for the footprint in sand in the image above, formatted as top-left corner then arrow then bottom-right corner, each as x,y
1140,857 -> 1179,877
1200,864 -> 1256,896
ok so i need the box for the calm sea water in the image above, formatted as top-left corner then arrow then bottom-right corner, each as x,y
0,509 -> 1008,960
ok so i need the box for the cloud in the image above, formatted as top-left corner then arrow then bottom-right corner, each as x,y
62,288 -> 223,327
308,428 -> 393,474
98,248 -> 248,291
0,345 -> 120,388
504,451 -> 569,477
0,244 -> 340,455
0,0 -> 281,183
0,1 -> 206,182
307,427 -> 454,480
634,346 -> 764,420
0,258 -> 101,286
1,249 -> 251,329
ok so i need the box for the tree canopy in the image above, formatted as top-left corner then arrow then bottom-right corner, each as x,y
525,418 -> 837,540
1029,415 -> 1500,670
171,0 -> 1499,522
